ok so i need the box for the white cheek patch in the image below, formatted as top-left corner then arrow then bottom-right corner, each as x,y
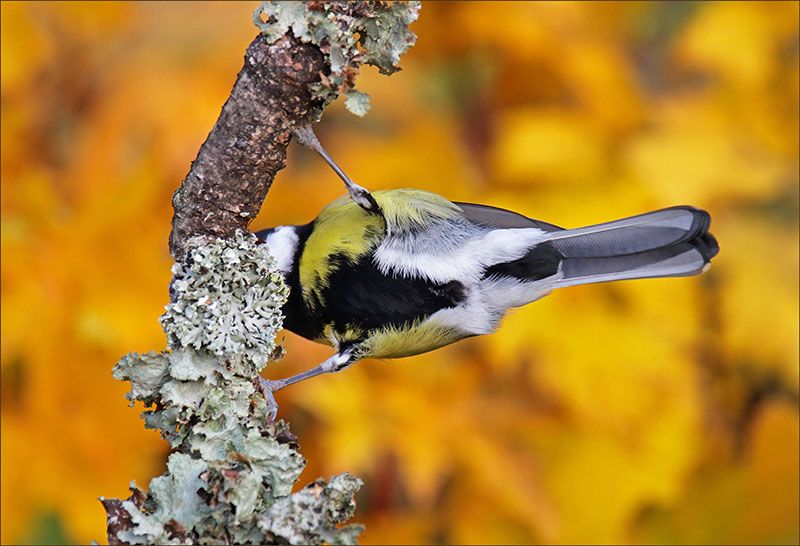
265,226 -> 299,274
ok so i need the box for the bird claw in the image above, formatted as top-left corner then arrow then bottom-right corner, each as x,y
347,183 -> 381,214
257,377 -> 282,422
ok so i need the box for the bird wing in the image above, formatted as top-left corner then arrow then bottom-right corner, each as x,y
370,192 -> 555,284
454,202 -> 563,232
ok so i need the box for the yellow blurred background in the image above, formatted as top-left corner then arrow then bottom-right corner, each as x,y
2,1 -> 798,544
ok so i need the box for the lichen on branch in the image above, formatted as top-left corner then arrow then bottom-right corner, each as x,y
253,0 -> 421,116
162,231 -> 288,365
102,233 -> 364,545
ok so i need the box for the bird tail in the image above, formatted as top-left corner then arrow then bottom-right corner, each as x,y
543,206 -> 719,288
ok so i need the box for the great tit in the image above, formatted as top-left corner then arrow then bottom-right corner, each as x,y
255,128 -> 719,418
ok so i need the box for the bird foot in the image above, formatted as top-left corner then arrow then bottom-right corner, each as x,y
347,182 -> 381,214
256,377 -> 283,422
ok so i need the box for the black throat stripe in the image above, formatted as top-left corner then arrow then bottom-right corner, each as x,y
286,249 -> 466,342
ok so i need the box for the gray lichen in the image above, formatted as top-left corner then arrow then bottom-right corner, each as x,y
253,0 -> 421,116
162,230 -> 288,367
259,474 -> 365,545
102,232 -> 364,545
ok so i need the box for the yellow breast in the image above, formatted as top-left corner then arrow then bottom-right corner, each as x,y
359,319 -> 464,359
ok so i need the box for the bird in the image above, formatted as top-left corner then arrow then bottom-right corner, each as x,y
254,127 -> 719,419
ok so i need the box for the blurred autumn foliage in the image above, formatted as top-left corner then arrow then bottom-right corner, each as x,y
2,1 -> 798,544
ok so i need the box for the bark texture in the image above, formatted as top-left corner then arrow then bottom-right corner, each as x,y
169,33 -> 325,262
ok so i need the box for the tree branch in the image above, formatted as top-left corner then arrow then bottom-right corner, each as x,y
102,2 -> 420,544
169,0 -> 421,262
169,33 -> 325,262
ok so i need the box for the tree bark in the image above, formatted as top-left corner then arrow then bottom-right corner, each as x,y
169,33 -> 325,262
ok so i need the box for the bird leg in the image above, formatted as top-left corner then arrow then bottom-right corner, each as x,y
258,350 -> 358,421
292,125 -> 380,214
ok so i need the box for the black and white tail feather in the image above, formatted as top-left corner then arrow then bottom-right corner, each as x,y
458,202 -> 718,290
543,206 -> 718,288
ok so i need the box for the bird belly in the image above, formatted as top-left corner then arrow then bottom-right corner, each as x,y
359,281 -> 509,359
359,318 -> 466,359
